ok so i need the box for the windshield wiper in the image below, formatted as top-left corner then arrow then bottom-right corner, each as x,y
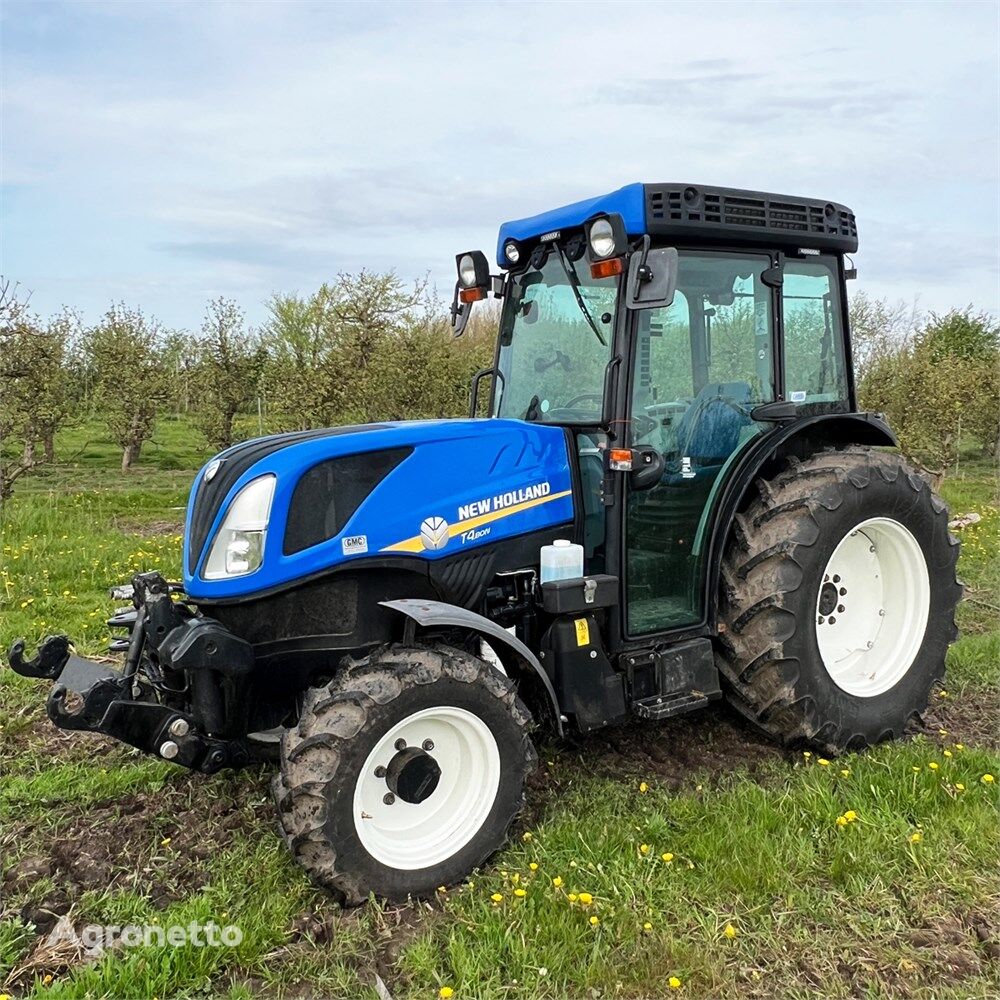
554,245 -> 607,347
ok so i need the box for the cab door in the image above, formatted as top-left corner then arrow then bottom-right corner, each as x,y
623,250 -> 777,635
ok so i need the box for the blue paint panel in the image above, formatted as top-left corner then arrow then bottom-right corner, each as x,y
496,183 -> 647,264
183,419 -> 574,600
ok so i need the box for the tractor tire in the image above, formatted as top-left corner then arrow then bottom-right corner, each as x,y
717,448 -> 962,754
273,643 -> 536,904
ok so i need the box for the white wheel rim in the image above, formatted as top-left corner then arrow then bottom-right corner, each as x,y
815,517 -> 930,698
352,706 -> 501,870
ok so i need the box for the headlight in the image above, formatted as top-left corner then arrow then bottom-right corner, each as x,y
588,218 -> 616,259
202,474 -> 276,579
503,240 -> 520,264
458,253 -> 479,287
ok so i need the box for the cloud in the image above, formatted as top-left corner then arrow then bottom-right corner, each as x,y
2,0 -> 997,327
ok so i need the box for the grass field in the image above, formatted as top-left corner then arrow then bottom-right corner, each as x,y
1,416 -> 998,1000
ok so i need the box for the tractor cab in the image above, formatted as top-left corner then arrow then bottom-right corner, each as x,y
454,183 -> 861,643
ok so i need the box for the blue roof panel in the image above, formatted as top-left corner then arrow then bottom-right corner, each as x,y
496,183 -> 646,265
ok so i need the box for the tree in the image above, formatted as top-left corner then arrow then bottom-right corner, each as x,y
21,309 -> 78,464
87,303 -> 174,472
860,308 -> 1000,476
192,298 -> 264,449
0,283 -> 78,502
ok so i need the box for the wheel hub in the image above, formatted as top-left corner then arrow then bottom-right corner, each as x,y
384,746 -> 441,804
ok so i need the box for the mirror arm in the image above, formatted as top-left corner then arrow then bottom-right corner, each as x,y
600,355 -> 623,437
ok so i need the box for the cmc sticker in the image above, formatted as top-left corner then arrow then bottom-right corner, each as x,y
342,534 -> 368,555
419,516 -> 450,551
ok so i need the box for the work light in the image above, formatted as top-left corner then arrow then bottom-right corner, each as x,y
589,219 -> 616,259
503,240 -> 521,265
457,250 -> 489,289
203,474 -> 275,579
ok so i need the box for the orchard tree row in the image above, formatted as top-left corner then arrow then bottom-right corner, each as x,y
0,272 -> 996,504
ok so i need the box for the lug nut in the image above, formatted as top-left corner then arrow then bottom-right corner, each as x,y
383,792 -> 395,805
394,738 -> 407,751
422,739 -> 434,751
159,740 -> 179,760
374,765 -> 387,778
837,605 -> 845,613
168,718 -> 189,738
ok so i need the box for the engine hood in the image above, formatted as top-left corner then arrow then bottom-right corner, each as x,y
183,419 -> 575,601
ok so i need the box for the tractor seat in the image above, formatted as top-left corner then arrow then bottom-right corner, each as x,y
675,382 -> 752,464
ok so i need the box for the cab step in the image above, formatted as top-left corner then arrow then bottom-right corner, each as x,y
632,690 -> 712,720
626,637 -> 722,721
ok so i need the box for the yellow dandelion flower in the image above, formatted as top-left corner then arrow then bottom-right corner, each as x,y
938,690 -> 949,699
836,815 -> 848,827
943,750 -> 953,758
639,781 -> 649,794
938,729 -> 948,736
511,873 -> 520,883
928,762 -> 939,771
529,862 -> 539,871
439,988 -> 454,999
437,886 -> 448,894
552,876 -> 563,887
909,832 -> 922,844
955,783 -> 966,791
669,976 -> 682,989
982,774 -> 995,785
802,751 -> 812,759
567,893 -> 578,903
490,892 -> 503,903
661,852 -> 674,863
42,976 -> 53,986
840,769 -> 851,778
912,766 -> 921,772
818,758 -> 830,767
844,810 -> 858,822
954,743 -> 965,751
578,892 -> 593,905
514,888 -> 526,898
522,831 -> 533,842
160,837 -> 171,847
643,921 -> 653,932
589,915 -> 600,926
724,923 -> 737,939
640,843 -> 650,855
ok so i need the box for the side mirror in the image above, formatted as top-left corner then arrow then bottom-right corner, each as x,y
626,246 -> 679,310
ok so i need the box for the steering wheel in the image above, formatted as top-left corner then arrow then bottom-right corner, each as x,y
563,392 -> 604,408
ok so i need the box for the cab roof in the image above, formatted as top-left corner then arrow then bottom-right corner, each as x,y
496,182 -> 858,264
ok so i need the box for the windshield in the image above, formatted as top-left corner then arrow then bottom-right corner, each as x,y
494,247 -> 618,423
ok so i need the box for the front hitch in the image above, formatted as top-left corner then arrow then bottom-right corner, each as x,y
8,634 -> 72,679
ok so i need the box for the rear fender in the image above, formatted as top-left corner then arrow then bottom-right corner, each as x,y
705,411 -> 898,625
380,598 -> 563,735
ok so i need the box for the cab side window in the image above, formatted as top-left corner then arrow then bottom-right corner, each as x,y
782,256 -> 849,406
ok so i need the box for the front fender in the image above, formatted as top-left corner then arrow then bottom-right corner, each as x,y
379,598 -> 563,736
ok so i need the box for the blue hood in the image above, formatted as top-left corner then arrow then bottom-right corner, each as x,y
183,419 -> 575,600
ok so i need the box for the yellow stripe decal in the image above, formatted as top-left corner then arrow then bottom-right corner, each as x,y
381,489 -> 573,553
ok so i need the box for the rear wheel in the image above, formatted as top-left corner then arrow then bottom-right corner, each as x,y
718,448 -> 961,753
273,643 -> 535,904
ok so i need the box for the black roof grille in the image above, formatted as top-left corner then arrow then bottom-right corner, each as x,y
644,184 -> 858,252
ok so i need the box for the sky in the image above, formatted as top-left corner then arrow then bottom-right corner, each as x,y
2,0 -> 998,331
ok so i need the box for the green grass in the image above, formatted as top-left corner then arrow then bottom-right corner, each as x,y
1,418 -> 998,999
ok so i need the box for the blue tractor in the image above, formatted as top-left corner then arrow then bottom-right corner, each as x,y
9,183 -> 961,902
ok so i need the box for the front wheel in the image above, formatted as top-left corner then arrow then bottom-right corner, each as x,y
718,448 -> 962,754
273,644 -> 536,904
